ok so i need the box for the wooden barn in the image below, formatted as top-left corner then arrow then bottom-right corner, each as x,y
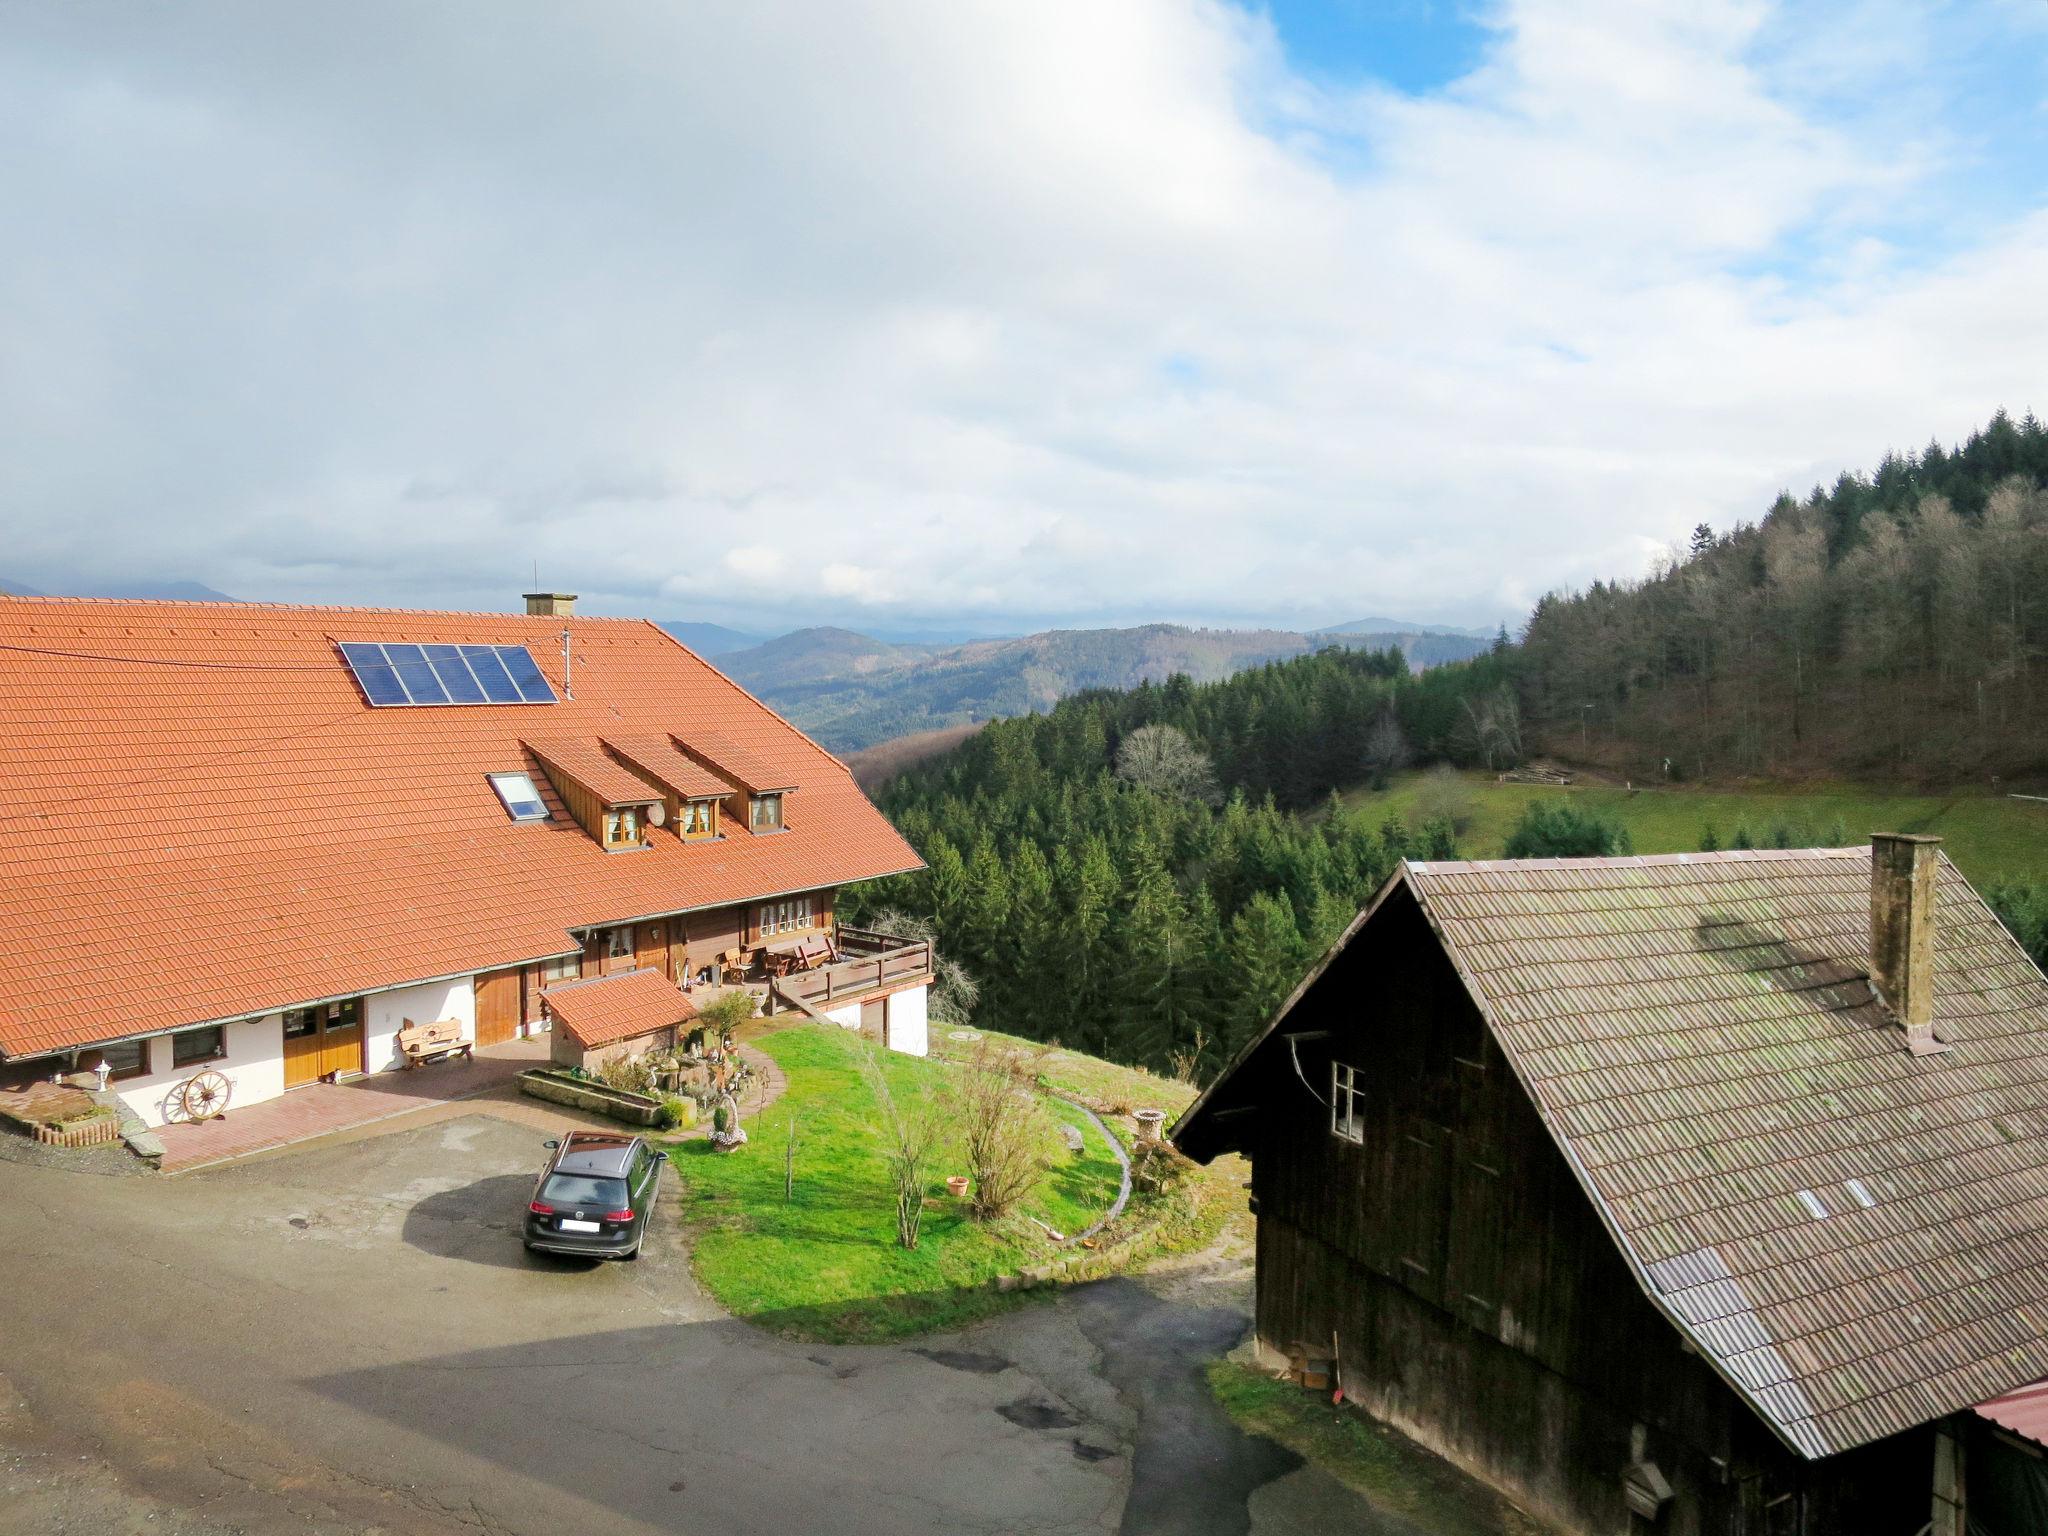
1174,836 -> 2048,1535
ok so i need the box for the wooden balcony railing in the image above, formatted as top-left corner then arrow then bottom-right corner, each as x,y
772,927 -> 934,1012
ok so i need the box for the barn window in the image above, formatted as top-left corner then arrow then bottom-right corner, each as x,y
606,927 -> 634,961
1330,1061 -> 1363,1144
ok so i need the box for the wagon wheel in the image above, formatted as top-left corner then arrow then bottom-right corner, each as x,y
179,1069 -> 233,1122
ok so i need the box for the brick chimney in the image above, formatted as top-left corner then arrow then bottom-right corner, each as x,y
523,592 -> 576,617
1870,833 -> 1948,1056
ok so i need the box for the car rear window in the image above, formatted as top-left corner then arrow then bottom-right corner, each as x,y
541,1174 -> 629,1209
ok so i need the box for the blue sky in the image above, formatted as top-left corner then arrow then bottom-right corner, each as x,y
1260,0 -> 1487,92
2,1 -> 2046,636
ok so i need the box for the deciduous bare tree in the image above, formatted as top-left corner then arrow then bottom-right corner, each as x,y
857,1043 -> 948,1249
1114,723 -> 1220,804
950,1042 -> 1049,1222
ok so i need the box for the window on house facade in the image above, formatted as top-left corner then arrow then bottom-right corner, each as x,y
602,806 -> 645,849
172,1025 -> 227,1067
606,926 -> 634,960
758,894 -> 816,937
542,953 -> 580,983
750,792 -> 784,833
679,798 -> 720,840
486,771 -> 550,821
96,1037 -> 150,1081
1331,1061 -> 1363,1144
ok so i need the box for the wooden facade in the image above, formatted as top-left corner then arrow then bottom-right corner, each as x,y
1202,886 -> 1934,1536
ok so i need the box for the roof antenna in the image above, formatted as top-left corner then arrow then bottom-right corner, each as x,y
561,626 -> 573,699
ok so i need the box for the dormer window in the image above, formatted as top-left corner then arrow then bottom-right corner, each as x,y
679,798 -> 720,841
750,792 -> 785,833
488,771 -> 550,822
602,806 -> 647,850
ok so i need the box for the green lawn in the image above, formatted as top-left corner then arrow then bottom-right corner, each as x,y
667,1024 -> 1125,1342
1349,770 -> 2048,884
1206,1362 -> 1553,1535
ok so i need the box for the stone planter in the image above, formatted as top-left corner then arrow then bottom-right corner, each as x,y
1132,1108 -> 1167,1146
517,1069 -> 664,1127
946,1175 -> 970,1197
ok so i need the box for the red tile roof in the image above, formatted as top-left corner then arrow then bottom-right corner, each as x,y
679,729 -> 794,793
603,735 -> 734,800
525,737 -> 664,807
541,967 -> 696,1049
0,598 -> 921,1059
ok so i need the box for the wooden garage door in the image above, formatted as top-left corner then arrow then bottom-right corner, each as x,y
860,995 -> 888,1045
473,967 -> 522,1048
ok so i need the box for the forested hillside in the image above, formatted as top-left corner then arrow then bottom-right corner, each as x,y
842,647 -> 1504,1076
717,620 -> 1492,751
1520,411 -> 2048,781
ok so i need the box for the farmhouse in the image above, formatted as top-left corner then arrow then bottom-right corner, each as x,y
1175,837 -> 2048,1535
0,593 -> 930,1131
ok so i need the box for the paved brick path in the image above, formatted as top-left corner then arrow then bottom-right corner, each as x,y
154,1033 -> 794,1173
156,1038 -> 547,1173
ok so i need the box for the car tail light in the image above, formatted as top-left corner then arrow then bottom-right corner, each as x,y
528,1201 -> 554,1215
604,1209 -> 633,1223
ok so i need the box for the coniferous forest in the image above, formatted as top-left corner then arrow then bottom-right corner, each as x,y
840,647 -> 1509,1077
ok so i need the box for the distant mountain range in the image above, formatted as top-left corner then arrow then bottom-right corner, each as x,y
1,576 -> 239,602
713,621 -> 1493,752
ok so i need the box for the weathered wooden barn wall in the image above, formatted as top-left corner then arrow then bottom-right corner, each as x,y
1242,887 -> 1930,1535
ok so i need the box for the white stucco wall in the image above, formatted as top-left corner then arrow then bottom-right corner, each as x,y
817,985 -> 927,1056
363,977 -> 477,1075
887,984 -> 929,1058
112,1014 -> 287,1129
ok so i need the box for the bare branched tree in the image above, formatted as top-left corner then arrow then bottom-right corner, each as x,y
1362,712 -> 1411,787
864,907 -> 979,1027
1114,724 -> 1220,804
857,1043 -> 949,1249
950,1042 -> 1049,1221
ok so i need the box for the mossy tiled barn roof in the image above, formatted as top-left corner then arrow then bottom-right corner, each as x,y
1182,847 -> 2048,1459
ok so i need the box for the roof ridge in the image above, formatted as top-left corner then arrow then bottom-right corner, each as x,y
1407,846 -> 1870,873
0,594 -> 649,623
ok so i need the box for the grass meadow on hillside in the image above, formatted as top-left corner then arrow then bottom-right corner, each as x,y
1348,771 -> 2048,885
668,1023 -> 1231,1342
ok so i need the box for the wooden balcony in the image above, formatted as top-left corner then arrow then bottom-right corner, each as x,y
766,926 -> 934,1015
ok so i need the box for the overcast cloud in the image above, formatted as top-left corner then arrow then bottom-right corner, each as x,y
2,1 -> 2044,633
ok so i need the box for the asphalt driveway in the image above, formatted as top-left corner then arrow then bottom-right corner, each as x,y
0,1112 -> 1401,1535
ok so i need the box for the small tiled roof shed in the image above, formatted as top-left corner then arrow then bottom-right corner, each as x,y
1177,846 -> 2048,1466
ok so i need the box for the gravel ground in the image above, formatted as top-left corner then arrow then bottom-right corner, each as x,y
0,1126 -> 152,1176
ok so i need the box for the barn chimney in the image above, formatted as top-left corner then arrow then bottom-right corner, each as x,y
1870,833 -> 1947,1056
523,592 -> 576,617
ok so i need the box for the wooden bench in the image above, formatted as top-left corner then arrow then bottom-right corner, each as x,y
397,1017 -> 474,1069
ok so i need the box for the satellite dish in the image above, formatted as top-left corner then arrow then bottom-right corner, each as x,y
645,802 -> 668,828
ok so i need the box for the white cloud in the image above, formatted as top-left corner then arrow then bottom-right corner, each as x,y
0,0 -> 2041,633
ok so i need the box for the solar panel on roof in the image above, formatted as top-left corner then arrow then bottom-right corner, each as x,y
497,646 -> 557,703
337,643 -> 410,706
423,644 -> 487,703
338,642 -> 558,707
460,644 -> 524,703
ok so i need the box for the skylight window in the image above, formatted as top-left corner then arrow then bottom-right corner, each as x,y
1844,1178 -> 1878,1209
488,771 -> 550,822
1795,1189 -> 1830,1220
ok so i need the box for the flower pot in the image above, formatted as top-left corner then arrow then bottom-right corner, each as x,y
945,1175 -> 970,1198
